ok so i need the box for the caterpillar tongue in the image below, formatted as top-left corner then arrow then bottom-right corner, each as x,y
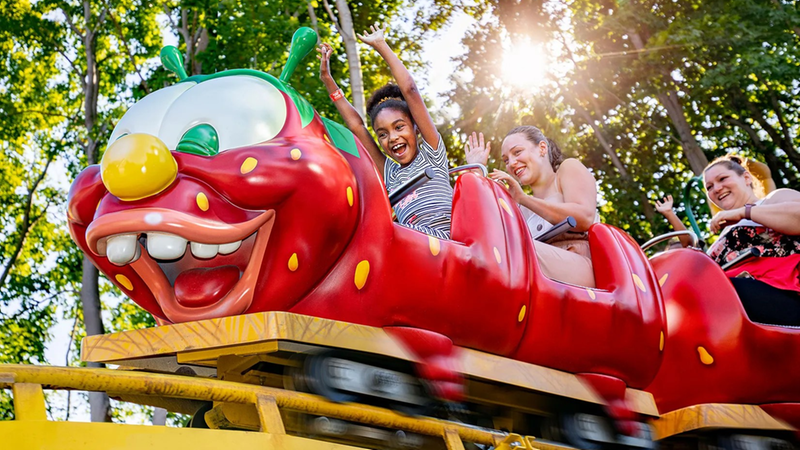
174,265 -> 240,308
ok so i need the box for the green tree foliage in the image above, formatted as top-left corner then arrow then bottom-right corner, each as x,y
1,0 -> 162,419
444,0 -> 800,242
1,0 -> 463,421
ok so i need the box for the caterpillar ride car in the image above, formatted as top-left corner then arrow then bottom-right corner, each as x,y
0,28 -> 797,450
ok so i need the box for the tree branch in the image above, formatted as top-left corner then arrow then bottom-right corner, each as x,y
307,0 -> 320,37
0,154 -> 54,289
107,11 -> 150,94
59,7 -> 85,40
321,0 -> 341,31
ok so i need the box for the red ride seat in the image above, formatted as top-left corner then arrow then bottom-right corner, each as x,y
647,249 -> 800,426
512,222 -> 666,391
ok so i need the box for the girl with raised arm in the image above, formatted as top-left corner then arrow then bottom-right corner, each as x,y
318,24 -> 453,239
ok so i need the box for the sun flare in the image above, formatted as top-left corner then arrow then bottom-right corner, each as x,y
501,41 -> 548,91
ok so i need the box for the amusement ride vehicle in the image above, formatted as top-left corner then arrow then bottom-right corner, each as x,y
1,28 -> 798,450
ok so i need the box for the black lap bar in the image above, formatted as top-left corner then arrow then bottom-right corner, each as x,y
388,168 -> 435,208
535,216 -> 577,243
721,247 -> 762,271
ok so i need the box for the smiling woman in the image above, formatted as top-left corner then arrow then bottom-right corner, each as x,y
501,40 -> 549,90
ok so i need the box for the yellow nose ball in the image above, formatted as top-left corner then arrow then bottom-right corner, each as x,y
101,133 -> 178,201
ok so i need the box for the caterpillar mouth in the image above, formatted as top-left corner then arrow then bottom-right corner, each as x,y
86,208 -> 275,323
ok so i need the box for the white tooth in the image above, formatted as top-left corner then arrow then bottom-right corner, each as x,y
147,232 -> 187,260
218,240 -> 242,255
190,242 -> 219,259
106,234 -> 138,266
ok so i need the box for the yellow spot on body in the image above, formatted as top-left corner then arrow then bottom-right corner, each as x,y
587,289 -> 596,300
633,273 -> 647,292
498,198 -> 513,215
660,331 -> 665,351
354,260 -> 370,290
240,157 -> 258,174
697,346 -> 714,365
346,186 -> 354,207
196,192 -> 209,211
518,305 -> 527,322
659,273 -> 669,287
288,253 -> 299,272
493,247 -> 502,264
96,200 -> 102,211
324,134 -> 331,142
429,236 -> 441,256
291,148 -> 302,160
115,274 -> 133,291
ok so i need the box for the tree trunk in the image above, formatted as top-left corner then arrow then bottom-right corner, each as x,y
629,31 -> 708,174
80,0 -> 111,423
152,407 -> 167,425
332,0 -> 365,118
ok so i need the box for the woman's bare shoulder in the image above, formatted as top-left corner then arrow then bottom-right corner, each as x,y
557,158 -> 592,177
763,188 -> 800,205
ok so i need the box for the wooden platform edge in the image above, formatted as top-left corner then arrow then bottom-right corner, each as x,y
652,403 -> 796,440
81,311 -> 658,416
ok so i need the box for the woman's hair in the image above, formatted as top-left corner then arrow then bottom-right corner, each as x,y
505,125 -> 564,171
704,154 -> 765,198
365,84 -> 412,127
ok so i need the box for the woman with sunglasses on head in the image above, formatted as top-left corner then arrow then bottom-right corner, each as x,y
656,155 -> 800,325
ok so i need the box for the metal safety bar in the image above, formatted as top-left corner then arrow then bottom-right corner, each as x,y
449,164 -> 488,178
0,364 -> 503,449
721,247 -> 762,271
534,216 -> 577,243
388,168 -> 435,207
641,230 -> 699,252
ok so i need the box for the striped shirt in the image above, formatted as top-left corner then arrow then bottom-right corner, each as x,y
384,135 -> 453,239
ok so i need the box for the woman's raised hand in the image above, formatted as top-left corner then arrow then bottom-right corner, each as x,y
465,131 -> 491,166
316,43 -> 333,81
357,23 -> 387,47
489,169 -> 525,202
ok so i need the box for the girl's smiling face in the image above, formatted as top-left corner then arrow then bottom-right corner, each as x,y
374,108 -> 417,166
500,133 -> 549,186
704,164 -> 753,210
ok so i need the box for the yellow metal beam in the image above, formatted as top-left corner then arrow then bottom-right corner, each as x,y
13,383 -> 46,421
256,394 -> 286,434
0,421 -> 363,450
0,364 -> 502,446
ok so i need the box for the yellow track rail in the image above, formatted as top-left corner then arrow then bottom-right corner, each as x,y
0,364 -> 514,449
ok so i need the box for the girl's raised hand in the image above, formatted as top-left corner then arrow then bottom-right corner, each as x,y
489,169 -> 525,202
654,195 -> 674,215
357,23 -> 387,47
316,43 -> 333,81
465,131 -> 491,166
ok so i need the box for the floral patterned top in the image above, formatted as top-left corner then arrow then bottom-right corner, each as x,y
708,222 -> 800,265
706,210 -> 800,293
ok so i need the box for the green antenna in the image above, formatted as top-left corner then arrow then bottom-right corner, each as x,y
280,28 -> 318,83
160,46 -> 189,81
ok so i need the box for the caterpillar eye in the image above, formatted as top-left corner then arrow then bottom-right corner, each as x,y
176,124 -> 219,157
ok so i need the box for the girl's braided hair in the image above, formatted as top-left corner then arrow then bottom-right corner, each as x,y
365,84 -> 412,126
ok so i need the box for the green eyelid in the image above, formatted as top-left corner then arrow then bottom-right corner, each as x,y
176,124 -> 219,156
